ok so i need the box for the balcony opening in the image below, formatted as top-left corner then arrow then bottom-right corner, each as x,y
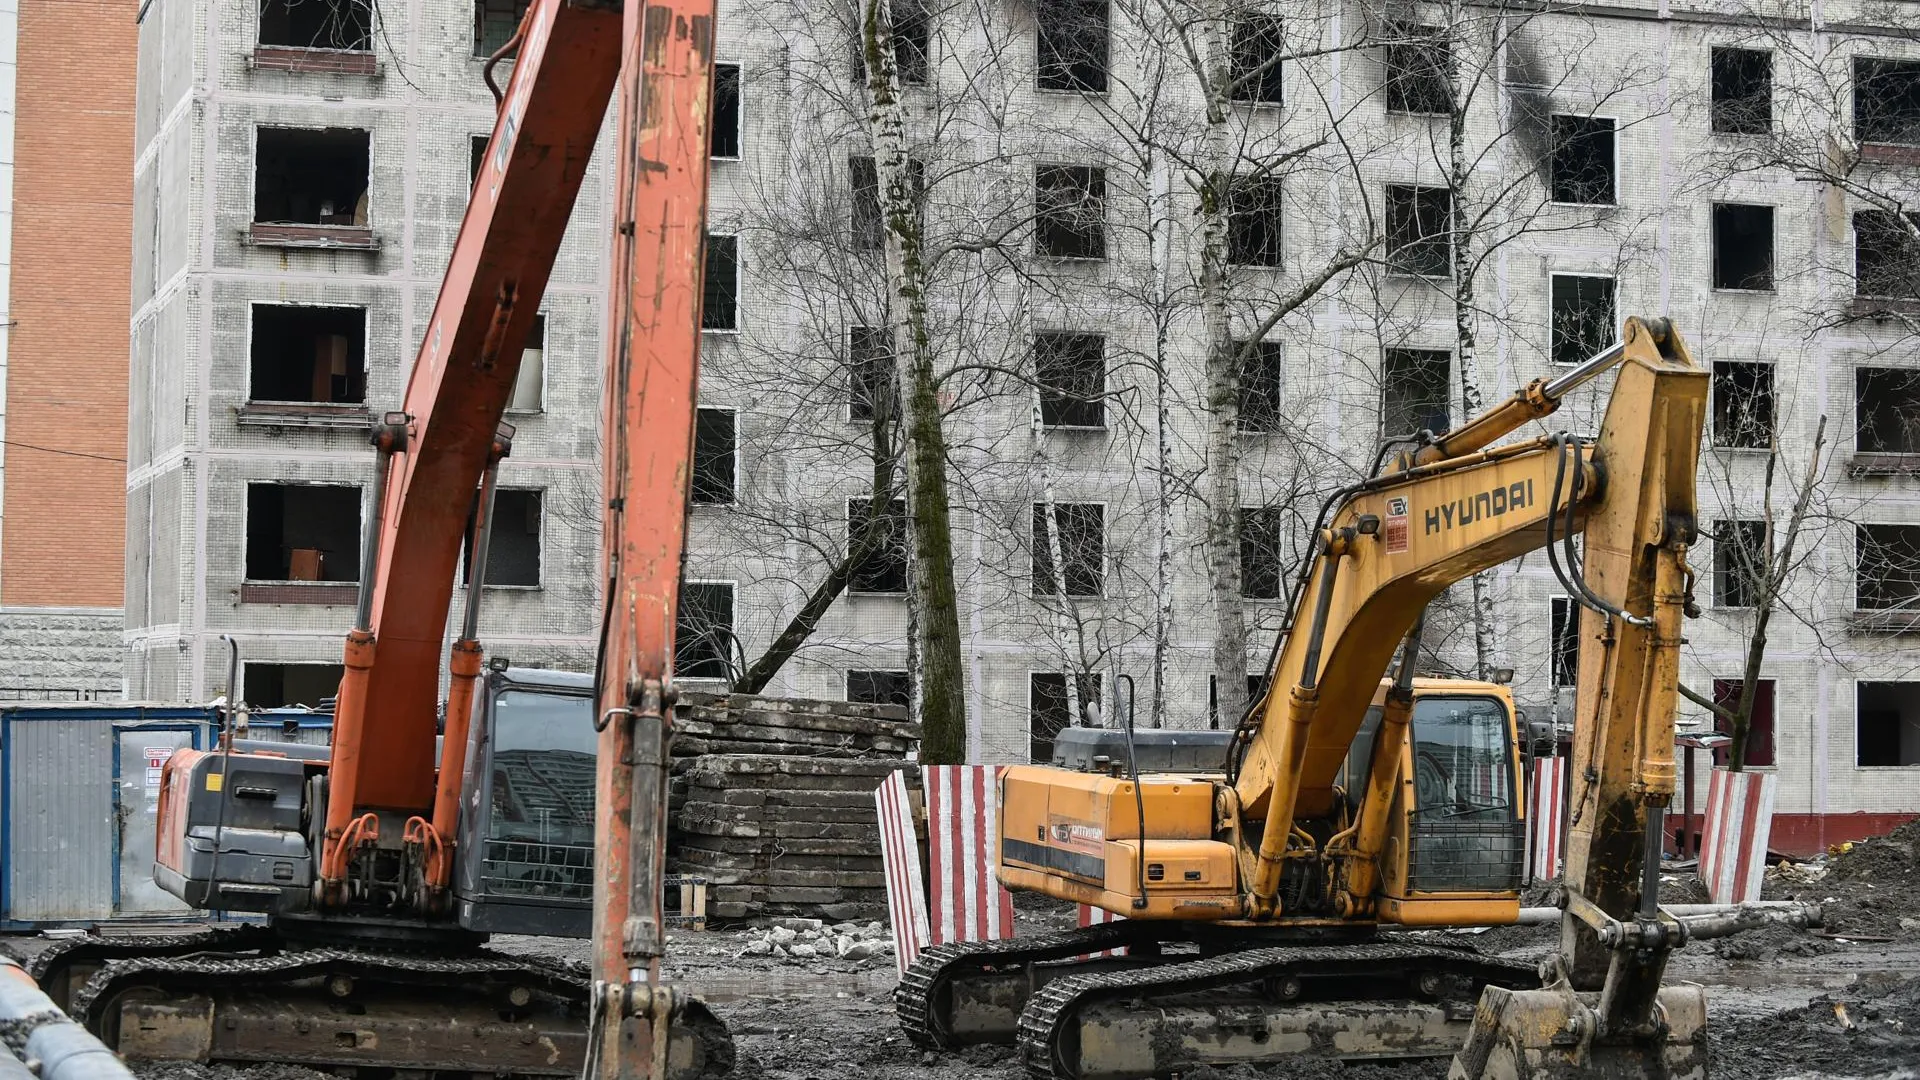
1383,25 -> 1450,116
848,497 -> 909,593
508,313 -> 544,412
848,326 -> 898,423
259,0 -> 371,50
1386,184 -> 1450,277
254,127 -> 370,226
702,234 -> 739,330
1710,47 -> 1771,135
1032,503 -> 1104,597
1239,506 -> 1284,600
1857,681 -> 1920,766
847,670 -> 911,707
850,155 -> 925,253
712,63 -> 741,158
1710,678 -> 1775,767
1854,211 -> 1920,300
474,0 -> 531,58
1550,274 -> 1615,366
1037,0 -> 1108,93
675,582 -> 736,681
1712,518 -> 1766,609
850,0 -> 930,85
249,304 -> 366,405
1711,361 -> 1774,449
244,663 -> 345,710
692,407 -> 736,504
1035,165 -> 1106,259
1226,176 -> 1284,267
1855,367 -> 1920,453
1034,332 -> 1105,429
1548,115 -> 1616,205
1030,672 -> 1102,762
1381,348 -> 1450,439
245,483 -> 361,582
1855,57 -> 1920,147
464,488 -> 541,587
1229,14 -> 1284,105
1711,203 -> 1774,290
1236,339 -> 1283,432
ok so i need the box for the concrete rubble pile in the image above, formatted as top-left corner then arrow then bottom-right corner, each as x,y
668,692 -> 919,922
737,917 -> 895,964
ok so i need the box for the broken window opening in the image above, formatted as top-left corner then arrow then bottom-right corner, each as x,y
470,135 -> 490,191
675,582 -> 736,681
1548,115 -> 1616,205
1030,671 -> 1102,762
1035,332 -> 1105,429
850,0 -> 931,85
850,155 -> 925,253
711,64 -> 742,159
848,326 -> 898,423
1382,348 -> 1450,439
1550,274 -> 1615,366
1206,674 -> 1267,729
848,497 -> 909,594
245,483 -> 362,582
1031,502 -> 1104,597
1385,184 -> 1451,277
255,127 -> 370,226
1240,506 -> 1284,600
474,0 -> 531,58
1857,681 -> 1920,766
1711,47 -> 1772,135
1236,339 -> 1284,433
1229,15 -> 1284,105
1855,211 -> 1920,300
508,313 -> 545,413
692,407 -> 737,505
1035,165 -> 1106,259
1037,0 -> 1109,93
847,670 -> 911,707
1855,368 -> 1920,454
1710,678 -> 1775,767
1857,523 -> 1920,612
463,488 -> 542,587
249,304 -> 366,405
260,0 -> 372,51
1711,361 -> 1774,450
1712,203 -> 1774,291
703,234 -> 739,330
1712,518 -> 1767,609
244,663 -> 345,709
1226,175 -> 1284,267
1855,57 -> 1920,147
1383,25 -> 1451,116
1550,596 -> 1580,687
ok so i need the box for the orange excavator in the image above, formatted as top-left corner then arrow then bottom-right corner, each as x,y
30,3 -> 726,1077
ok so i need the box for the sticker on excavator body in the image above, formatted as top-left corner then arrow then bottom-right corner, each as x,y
1385,496 -> 1410,554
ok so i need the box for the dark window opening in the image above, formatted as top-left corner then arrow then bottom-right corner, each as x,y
1550,596 -> 1579,687
1549,115 -> 1616,205
1032,503 -> 1104,597
1855,57 -> 1920,147
850,155 -> 925,253
1226,176 -> 1284,267
260,0 -> 371,50
1030,672 -> 1102,762
1383,25 -> 1451,116
1857,681 -> 1920,766
463,488 -> 542,587
848,497 -> 909,593
1712,361 -> 1773,449
470,135 -> 489,190
711,64 -> 741,159
692,408 -> 736,504
249,304 -> 366,405
1038,0 -> 1108,93
1207,673 -> 1268,729
1386,184 -> 1451,277
847,670 -> 911,707
1712,519 -> 1767,609
1035,165 -> 1106,259
1240,506 -> 1284,600
1857,523 -> 1920,611
1855,211 -> 1920,300
1229,15 -> 1284,105
508,313 -> 545,412
1236,340 -> 1284,433
1550,274 -> 1615,366
1382,348 -> 1450,439
675,582 -> 735,680
245,483 -> 361,582
848,326 -> 898,422
474,0 -> 531,58
1035,332 -> 1105,428
850,0 -> 930,86
244,663 -> 345,709
1710,678 -> 1775,767
1856,368 -> 1920,453
1711,48 -> 1772,135
1712,203 -> 1774,290
703,234 -> 739,330
255,127 -> 370,226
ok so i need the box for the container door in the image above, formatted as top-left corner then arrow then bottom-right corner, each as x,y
114,729 -> 195,915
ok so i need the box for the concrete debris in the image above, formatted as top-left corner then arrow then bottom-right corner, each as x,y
737,920 -> 893,965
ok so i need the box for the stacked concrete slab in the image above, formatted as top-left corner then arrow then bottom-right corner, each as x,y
668,693 -> 918,922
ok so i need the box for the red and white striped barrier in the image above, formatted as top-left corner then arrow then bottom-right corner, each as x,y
1527,757 -> 1567,882
1700,768 -> 1777,904
1077,903 -> 1127,957
874,769 -> 929,974
923,765 -> 1016,945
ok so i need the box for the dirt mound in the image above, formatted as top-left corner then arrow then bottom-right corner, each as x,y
1765,818 -> 1920,938
1712,973 -> 1920,1080
1709,920 -> 1837,962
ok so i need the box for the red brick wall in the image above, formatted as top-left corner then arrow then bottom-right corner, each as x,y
3,1 -> 135,606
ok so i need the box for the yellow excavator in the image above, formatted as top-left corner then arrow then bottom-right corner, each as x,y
898,316 -> 1717,1079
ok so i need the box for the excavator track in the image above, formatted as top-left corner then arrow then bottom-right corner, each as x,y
896,922 -> 1159,1049
27,924 -> 276,1010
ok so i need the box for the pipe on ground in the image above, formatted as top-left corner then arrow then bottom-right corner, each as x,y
1512,901 -> 1822,931
0,958 -> 133,1080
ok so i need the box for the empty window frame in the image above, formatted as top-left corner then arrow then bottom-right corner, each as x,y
1549,274 -> 1615,366
1856,523 -> 1920,611
474,0 -> 531,58
849,0 -> 931,85
1229,14 -> 1284,105
1037,0 -> 1109,93
1240,506 -> 1285,600
1226,176 -> 1284,267
464,488 -> 542,587
1381,348 -> 1450,438
1855,368 -> 1920,453
703,234 -> 739,330
850,156 -> 924,253
244,663 -> 345,709
1548,115 -> 1616,205
1035,165 -> 1106,259
1854,211 -> 1920,300
1712,203 -> 1774,290
691,407 -> 737,505
1711,361 -> 1774,449
848,326 -> 897,422
260,0 -> 371,50
469,135 -> 490,190
1710,47 -> 1772,135
1712,519 -> 1767,609
1385,184 -> 1450,277
847,669 -> 911,707
245,483 -> 362,582
1035,332 -> 1105,428
1549,596 -> 1580,687
847,497 -> 909,593
1383,25 -> 1451,116
255,127 -> 370,225
1856,681 -> 1920,766
675,581 -> 736,680
508,313 -> 545,412
711,63 -> 742,159
249,304 -> 366,405
1030,671 -> 1102,762
1710,678 -> 1775,767
1236,340 -> 1284,432
1855,57 -> 1920,147
1206,673 -> 1268,729
1032,502 -> 1105,597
